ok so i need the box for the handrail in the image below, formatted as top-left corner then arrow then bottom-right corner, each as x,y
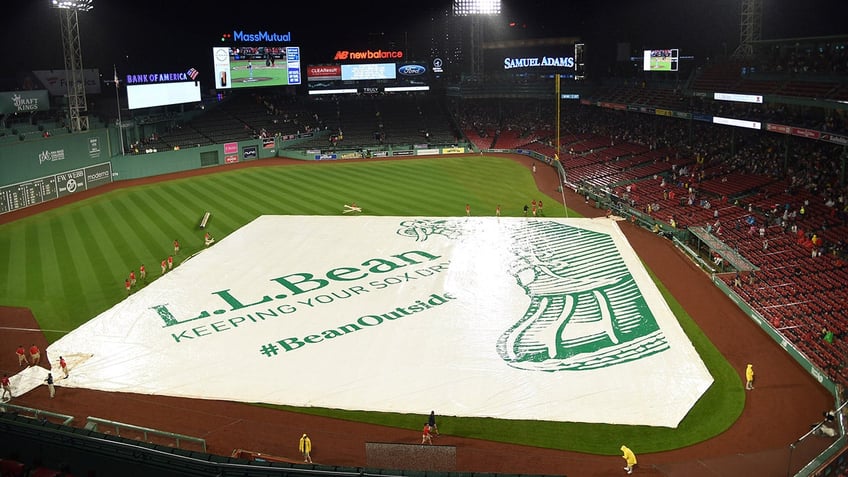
0,402 -> 75,425
85,416 -> 206,452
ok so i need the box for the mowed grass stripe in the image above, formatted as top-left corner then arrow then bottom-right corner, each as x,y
307,160 -> 458,215
140,187 -> 198,252
221,171 -> 295,216
172,181 -> 230,253
156,181 -> 208,231
257,167 -> 339,214
72,205 -> 120,308
172,178 -> 253,241
23,221 -> 45,301
111,192 -> 174,266
85,200 -> 141,281
252,168 -> 331,214
0,231 -> 11,298
1,226 -> 28,301
37,220 -> 66,313
188,174 -> 260,234
46,215 -> 89,326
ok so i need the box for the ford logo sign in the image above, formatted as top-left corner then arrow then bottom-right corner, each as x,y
398,64 -> 426,76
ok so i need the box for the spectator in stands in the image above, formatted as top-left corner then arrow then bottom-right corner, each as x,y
822,328 -> 834,344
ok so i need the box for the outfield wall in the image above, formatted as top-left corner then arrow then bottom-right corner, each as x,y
0,130 -> 110,187
0,130 -> 282,216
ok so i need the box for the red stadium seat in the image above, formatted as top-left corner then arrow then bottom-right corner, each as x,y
0,459 -> 26,477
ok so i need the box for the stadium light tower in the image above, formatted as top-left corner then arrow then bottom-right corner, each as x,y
732,0 -> 762,59
452,0 -> 501,79
51,0 -> 94,133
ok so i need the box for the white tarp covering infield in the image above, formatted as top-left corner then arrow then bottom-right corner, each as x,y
44,216 -> 713,428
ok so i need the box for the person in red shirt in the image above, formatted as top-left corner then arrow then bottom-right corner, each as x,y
421,423 -> 433,445
125,278 -> 131,294
16,344 -> 27,367
29,344 -> 40,366
139,264 -> 146,281
465,203 -> 471,216
60,356 -> 69,378
168,255 -> 174,270
161,259 -> 167,274
174,239 -> 180,255
496,204 -> 501,217
129,270 -> 136,287
1,374 -> 11,401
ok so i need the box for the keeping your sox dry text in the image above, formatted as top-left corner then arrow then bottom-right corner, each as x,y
165,261 -> 451,343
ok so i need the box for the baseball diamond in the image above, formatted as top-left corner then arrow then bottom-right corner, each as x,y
36,215 -> 712,428
0,155 -> 835,477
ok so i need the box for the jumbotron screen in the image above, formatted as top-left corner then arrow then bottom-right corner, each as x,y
212,46 -> 302,89
306,62 -> 431,95
643,49 -> 678,71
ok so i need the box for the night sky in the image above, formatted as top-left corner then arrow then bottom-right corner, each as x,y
1,0 -> 845,85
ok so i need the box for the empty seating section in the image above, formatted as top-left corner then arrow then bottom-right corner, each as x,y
779,81 -> 838,99
465,127 -> 495,150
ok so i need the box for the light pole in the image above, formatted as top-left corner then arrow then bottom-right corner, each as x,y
109,65 -> 125,155
452,0 -> 502,80
50,0 -> 94,133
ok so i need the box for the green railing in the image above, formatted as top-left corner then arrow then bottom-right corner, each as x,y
85,416 -> 207,452
0,402 -> 74,425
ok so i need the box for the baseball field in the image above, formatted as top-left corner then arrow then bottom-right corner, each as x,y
0,154 -> 835,476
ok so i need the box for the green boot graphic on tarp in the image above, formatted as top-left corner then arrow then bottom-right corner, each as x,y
498,220 -> 667,371
397,218 -> 668,372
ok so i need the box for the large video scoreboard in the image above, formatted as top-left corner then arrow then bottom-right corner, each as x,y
307,61 -> 432,95
213,45 -> 302,89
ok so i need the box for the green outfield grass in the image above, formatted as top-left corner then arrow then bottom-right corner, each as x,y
229,59 -> 291,87
0,154 -> 743,455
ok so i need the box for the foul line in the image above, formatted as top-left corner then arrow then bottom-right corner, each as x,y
0,327 -> 71,333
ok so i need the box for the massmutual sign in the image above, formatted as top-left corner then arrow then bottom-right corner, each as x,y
232,30 -> 292,42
